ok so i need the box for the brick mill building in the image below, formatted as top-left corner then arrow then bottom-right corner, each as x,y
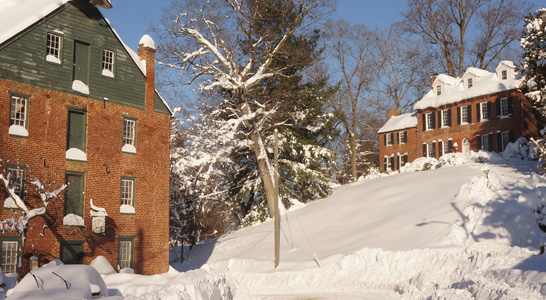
0,0 -> 171,276
378,61 -> 541,173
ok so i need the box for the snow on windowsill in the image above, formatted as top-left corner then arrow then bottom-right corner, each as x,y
102,69 -> 114,78
9,125 -> 28,137
63,214 -> 84,226
66,148 -> 87,161
120,204 -> 135,214
72,80 -> 89,94
122,144 -> 136,154
46,54 -> 61,64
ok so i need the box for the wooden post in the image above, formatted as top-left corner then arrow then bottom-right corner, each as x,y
274,129 -> 280,268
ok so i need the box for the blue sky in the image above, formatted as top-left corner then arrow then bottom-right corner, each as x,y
101,0 -> 408,50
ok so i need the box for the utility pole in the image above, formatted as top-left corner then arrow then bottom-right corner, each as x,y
274,129 -> 280,268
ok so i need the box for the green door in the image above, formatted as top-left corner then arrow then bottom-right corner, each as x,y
65,173 -> 84,217
73,41 -> 90,84
60,240 -> 84,264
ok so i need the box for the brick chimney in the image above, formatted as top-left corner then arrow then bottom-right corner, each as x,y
138,34 -> 156,112
430,74 -> 438,88
387,109 -> 398,119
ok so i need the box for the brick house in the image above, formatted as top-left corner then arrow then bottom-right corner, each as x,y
378,61 -> 541,172
0,0 -> 172,276
378,110 -> 418,172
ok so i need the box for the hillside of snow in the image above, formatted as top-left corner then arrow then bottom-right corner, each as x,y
99,151 -> 546,299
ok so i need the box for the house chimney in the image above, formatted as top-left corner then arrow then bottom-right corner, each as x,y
430,74 -> 438,88
138,34 -> 156,112
387,109 -> 398,119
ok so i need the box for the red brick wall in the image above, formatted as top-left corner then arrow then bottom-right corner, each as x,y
0,78 -> 170,275
417,89 -> 540,158
378,127 -> 419,172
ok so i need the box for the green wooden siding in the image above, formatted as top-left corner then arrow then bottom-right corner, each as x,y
0,2 -> 170,114
65,173 -> 84,217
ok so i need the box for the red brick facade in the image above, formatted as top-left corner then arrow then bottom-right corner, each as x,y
378,62 -> 542,173
0,3 -> 170,276
417,89 -> 540,159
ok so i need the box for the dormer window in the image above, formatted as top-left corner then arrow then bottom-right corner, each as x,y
436,85 -> 442,96
467,78 -> 473,88
501,70 -> 507,80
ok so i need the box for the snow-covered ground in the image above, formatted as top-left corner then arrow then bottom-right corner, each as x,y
7,149 -> 546,299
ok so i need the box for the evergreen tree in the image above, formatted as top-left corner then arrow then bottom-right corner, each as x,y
522,7 -> 546,116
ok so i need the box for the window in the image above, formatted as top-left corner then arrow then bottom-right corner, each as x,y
441,109 -> 451,128
423,142 -> 436,158
10,95 -> 28,129
501,70 -> 507,80
385,133 -> 393,146
398,154 -> 408,169
398,131 -> 407,144
1,238 -> 18,274
121,178 -> 134,207
499,131 -> 511,151
478,102 -> 491,121
67,110 -> 87,153
436,85 -> 442,96
102,49 -> 115,77
65,172 -> 85,219
60,240 -> 84,265
480,135 -> 490,151
441,140 -> 452,155
119,237 -> 134,269
122,118 -> 136,153
467,78 -> 473,88
426,113 -> 434,130
497,97 -> 513,118
5,166 -> 24,199
46,33 -> 61,64
460,106 -> 469,124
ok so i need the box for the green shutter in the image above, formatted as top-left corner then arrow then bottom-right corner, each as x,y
65,173 -> 84,216
73,41 -> 90,84
68,110 -> 86,151
60,240 -> 84,264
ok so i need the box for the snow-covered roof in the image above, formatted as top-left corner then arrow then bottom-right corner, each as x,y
433,74 -> 458,86
0,0 -> 70,46
496,60 -> 516,70
415,62 -> 523,110
464,67 -> 491,78
0,0 -> 172,115
378,112 -> 417,133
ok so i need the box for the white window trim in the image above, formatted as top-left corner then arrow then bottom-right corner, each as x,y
481,135 -> 489,151
436,85 -> 442,96
501,131 -> 510,151
121,179 -> 134,207
501,70 -> 508,80
1,240 -> 18,273
480,102 -> 489,122
386,134 -> 393,146
499,97 -> 509,118
119,240 -> 132,269
425,113 -> 433,131
46,33 -> 62,64
441,109 -> 450,128
467,77 -> 473,88
460,105 -> 469,125
102,49 -> 115,77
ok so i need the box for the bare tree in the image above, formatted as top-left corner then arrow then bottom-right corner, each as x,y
399,0 -> 532,77
372,26 -> 432,114
0,164 -> 66,274
322,19 -> 377,181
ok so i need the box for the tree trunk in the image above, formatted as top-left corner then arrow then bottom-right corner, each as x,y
250,131 -> 277,217
350,135 -> 357,181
